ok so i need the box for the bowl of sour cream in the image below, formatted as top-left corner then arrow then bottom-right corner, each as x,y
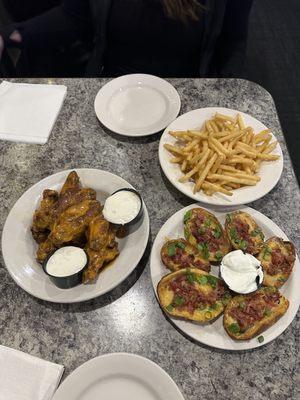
220,250 -> 264,294
103,188 -> 143,226
43,246 -> 88,289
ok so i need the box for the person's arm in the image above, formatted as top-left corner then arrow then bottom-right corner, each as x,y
211,0 -> 254,77
0,0 -> 91,51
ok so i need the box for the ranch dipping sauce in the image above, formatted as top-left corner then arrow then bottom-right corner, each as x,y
103,190 -> 141,225
46,246 -> 87,277
220,250 -> 263,294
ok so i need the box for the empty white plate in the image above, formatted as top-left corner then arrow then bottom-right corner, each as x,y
52,353 -> 185,400
94,74 -> 181,137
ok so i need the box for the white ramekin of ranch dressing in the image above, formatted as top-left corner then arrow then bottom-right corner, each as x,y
103,189 -> 142,225
46,246 -> 87,277
220,250 -> 264,294
43,246 -> 88,289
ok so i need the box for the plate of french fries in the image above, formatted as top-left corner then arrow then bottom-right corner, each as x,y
159,107 -> 283,206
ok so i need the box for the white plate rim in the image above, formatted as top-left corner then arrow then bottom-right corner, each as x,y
150,203 -> 300,351
94,74 -> 181,137
2,168 -> 150,303
52,352 -> 185,400
159,107 -> 284,206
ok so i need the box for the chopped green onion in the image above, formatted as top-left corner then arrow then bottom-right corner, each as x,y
184,227 -> 190,239
258,335 -> 264,343
184,210 -> 192,223
186,270 -> 196,284
263,245 -> 272,260
167,243 -> 176,256
176,241 -> 186,250
213,226 -> 222,239
226,214 -> 233,223
197,275 -> 208,285
222,292 -> 231,303
197,242 -> 210,259
239,240 -> 248,251
238,301 -> 246,310
215,251 -> 223,262
230,227 -> 238,241
251,229 -> 264,240
198,304 -> 206,311
207,275 -> 218,289
228,323 -> 240,334
174,295 -> 185,306
166,304 -> 174,312
204,219 -> 212,227
198,227 -> 205,235
277,277 -> 286,283
264,308 -> 271,317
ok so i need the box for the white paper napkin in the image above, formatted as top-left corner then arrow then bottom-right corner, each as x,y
0,345 -> 64,400
0,81 -> 67,144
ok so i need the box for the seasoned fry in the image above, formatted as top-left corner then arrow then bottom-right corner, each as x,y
164,112 -> 280,197
202,181 -> 233,196
194,153 -> 218,193
208,173 -> 257,186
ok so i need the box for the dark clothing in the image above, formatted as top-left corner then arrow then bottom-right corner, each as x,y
0,0 -> 253,77
3,0 -> 61,21
104,0 -> 204,76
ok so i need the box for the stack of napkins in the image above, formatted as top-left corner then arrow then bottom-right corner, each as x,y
0,345 -> 64,400
0,81 -> 67,144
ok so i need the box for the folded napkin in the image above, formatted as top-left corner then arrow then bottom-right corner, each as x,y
0,345 -> 64,400
0,81 -> 67,144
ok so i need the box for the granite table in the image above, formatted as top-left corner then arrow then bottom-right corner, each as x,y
0,78 -> 299,400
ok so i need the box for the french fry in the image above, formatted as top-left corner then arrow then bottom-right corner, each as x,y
227,157 -> 254,166
256,153 -> 280,161
164,143 -> 185,155
179,149 -> 211,183
207,173 -> 257,186
222,172 -> 261,182
194,153 -> 218,193
210,137 -> 231,156
202,181 -> 233,196
170,157 -> 182,163
264,141 -> 278,154
237,114 -> 245,130
215,113 -> 235,122
254,130 -> 271,143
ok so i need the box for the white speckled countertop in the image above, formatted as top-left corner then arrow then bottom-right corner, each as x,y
0,78 -> 299,400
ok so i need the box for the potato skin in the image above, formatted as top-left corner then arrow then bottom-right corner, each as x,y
223,287 -> 289,340
157,268 -> 231,323
161,238 -> 210,273
258,237 -> 296,288
225,211 -> 264,255
184,208 -> 231,262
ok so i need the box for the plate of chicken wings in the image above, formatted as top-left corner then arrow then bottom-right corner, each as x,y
2,169 -> 149,303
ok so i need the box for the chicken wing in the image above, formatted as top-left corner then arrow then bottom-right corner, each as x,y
49,200 -> 102,246
83,245 -> 119,283
83,215 -> 119,283
31,189 -> 58,243
52,188 -> 97,221
60,171 -> 80,195
86,215 -> 111,251
36,237 -> 57,264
